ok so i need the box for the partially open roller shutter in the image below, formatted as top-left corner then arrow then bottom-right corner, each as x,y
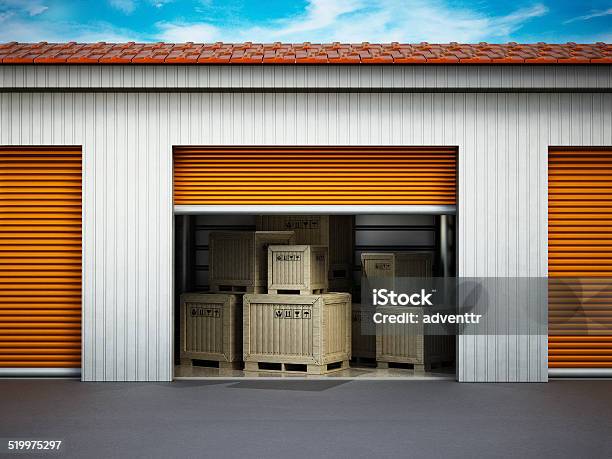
549,148 -> 612,369
0,148 -> 81,369
173,147 -> 457,205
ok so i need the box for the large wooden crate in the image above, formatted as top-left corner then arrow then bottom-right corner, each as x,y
209,231 -> 294,292
268,245 -> 328,294
256,215 -> 354,292
351,303 -> 376,361
243,293 -> 352,374
396,252 -> 434,277
375,251 -> 454,371
179,293 -> 242,368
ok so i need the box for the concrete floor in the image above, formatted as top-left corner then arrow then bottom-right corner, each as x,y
174,362 -> 456,379
0,379 -> 611,459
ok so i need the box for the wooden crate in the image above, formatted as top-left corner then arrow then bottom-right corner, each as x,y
267,245 -> 328,294
396,252 -> 434,277
376,308 -> 455,372
209,231 -> 294,292
361,252 -> 395,291
351,303 -> 376,361
256,215 -> 354,291
376,251 -> 454,372
243,293 -> 352,374
179,293 -> 242,368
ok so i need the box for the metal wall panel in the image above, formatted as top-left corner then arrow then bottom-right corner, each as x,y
1,65 -> 611,90
1,89 -> 611,381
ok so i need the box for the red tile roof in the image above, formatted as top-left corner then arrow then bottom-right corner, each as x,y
0,42 -> 610,64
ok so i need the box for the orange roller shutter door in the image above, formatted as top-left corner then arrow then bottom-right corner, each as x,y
549,148 -> 612,369
173,147 -> 457,206
0,148 -> 81,369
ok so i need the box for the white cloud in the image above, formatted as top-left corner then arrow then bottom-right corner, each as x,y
0,18 -> 143,42
0,0 -> 48,16
156,22 -> 218,42
109,0 -> 136,14
564,7 -> 612,24
153,0 -> 549,43
0,0 -> 558,44
151,0 -> 173,7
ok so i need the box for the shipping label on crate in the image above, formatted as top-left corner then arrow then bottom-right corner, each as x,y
375,262 -> 393,271
273,307 -> 312,319
283,219 -> 320,230
188,304 -> 221,319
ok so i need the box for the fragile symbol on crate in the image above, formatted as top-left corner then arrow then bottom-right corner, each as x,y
190,306 -> 221,318
276,254 -> 302,261
273,307 -> 312,319
283,219 -> 320,230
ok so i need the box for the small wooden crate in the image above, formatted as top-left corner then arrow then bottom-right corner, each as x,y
267,245 -> 328,294
351,303 -> 376,361
376,308 -> 455,372
180,293 -> 242,368
256,215 -> 354,291
243,293 -> 352,374
361,253 -> 395,290
209,231 -> 294,293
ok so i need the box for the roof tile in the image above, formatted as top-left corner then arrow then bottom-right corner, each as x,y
0,42 -> 609,64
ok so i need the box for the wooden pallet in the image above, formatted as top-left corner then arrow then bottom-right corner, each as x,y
267,288 -> 327,295
244,360 -> 349,375
180,358 -> 243,370
377,360 -> 453,372
209,284 -> 264,294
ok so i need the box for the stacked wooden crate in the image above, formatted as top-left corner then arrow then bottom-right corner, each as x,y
256,215 -> 354,293
179,231 -> 294,369
180,221 -> 355,375
209,231 -> 295,293
243,232 -> 352,375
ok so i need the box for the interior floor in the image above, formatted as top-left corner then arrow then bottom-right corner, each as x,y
174,363 -> 455,379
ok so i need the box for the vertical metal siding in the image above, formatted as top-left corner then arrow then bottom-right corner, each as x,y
1,89 -> 610,381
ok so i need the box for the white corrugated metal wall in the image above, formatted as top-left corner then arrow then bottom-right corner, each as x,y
1,66 -> 611,381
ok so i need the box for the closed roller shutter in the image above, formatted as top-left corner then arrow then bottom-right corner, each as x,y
0,148 -> 81,369
173,147 -> 457,205
549,148 -> 612,369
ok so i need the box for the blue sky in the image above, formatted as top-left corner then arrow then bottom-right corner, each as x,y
0,0 -> 610,43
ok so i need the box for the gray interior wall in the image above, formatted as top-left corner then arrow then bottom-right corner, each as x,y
184,214 -> 438,293
1,85 -> 610,381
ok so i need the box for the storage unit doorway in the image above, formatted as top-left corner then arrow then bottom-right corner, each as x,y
0,147 -> 82,376
172,147 -> 458,379
548,147 -> 612,375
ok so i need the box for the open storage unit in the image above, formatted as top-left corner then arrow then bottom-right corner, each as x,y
173,143 -> 458,378
174,212 -> 457,378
